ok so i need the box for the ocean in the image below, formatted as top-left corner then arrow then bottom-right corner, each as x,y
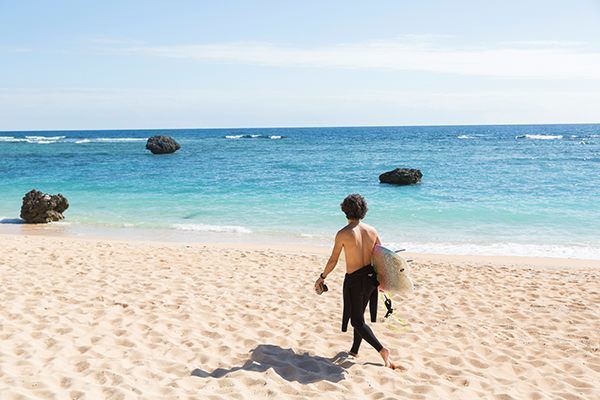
1,124 -> 599,259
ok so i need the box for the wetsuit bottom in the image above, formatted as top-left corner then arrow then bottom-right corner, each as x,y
346,265 -> 383,354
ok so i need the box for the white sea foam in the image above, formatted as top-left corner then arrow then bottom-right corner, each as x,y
0,135 -> 66,144
52,221 -> 72,226
516,134 -> 563,140
224,134 -> 284,140
385,241 -> 600,260
75,138 -> 146,144
299,232 -> 328,239
1,135 -> 146,144
0,136 -> 23,142
25,135 -> 65,141
457,135 -> 474,139
224,134 -> 262,139
26,135 -> 66,144
172,223 -> 252,234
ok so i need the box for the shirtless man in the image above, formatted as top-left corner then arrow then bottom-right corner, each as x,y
314,194 -> 396,369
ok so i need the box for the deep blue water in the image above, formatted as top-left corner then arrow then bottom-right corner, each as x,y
1,124 -> 599,258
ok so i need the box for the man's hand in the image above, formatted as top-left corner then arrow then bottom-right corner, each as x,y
314,276 -> 325,290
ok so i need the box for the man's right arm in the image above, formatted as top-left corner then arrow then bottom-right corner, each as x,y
314,231 -> 343,290
321,231 -> 344,279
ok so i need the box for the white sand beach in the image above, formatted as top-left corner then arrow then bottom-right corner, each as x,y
1,233 -> 599,399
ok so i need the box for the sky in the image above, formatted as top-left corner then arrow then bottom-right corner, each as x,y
1,0 -> 600,130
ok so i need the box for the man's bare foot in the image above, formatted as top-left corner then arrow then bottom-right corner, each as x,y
349,351 -> 358,357
379,347 -> 396,369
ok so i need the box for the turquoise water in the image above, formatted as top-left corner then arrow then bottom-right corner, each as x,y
1,124 -> 599,258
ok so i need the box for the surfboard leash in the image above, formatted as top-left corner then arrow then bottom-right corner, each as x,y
380,292 -> 410,333
383,293 -> 394,318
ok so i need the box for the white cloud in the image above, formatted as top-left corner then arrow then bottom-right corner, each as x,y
117,37 -> 600,79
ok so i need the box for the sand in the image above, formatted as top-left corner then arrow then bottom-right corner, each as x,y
0,233 -> 598,399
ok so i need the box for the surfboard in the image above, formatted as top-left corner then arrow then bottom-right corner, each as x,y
371,245 -> 414,294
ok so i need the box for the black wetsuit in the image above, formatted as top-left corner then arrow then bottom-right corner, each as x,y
341,264 -> 383,354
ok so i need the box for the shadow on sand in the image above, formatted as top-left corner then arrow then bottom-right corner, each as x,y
191,344 -> 354,384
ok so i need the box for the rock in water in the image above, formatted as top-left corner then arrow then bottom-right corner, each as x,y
146,135 -> 181,154
379,168 -> 423,185
20,189 -> 69,223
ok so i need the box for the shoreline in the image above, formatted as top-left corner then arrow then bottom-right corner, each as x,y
2,224 -> 599,269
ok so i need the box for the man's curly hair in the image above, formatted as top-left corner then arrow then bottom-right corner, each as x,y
340,194 -> 368,220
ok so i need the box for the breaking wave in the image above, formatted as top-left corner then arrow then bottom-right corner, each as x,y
0,135 -> 66,144
0,135 -> 146,144
224,134 -> 285,140
516,134 -> 563,140
75,138 -> 146,144
386,241 -> 600,260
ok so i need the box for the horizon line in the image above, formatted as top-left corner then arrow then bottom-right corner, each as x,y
2,121 -> 600,133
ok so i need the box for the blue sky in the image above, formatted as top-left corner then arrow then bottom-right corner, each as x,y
1,0 -> 600,130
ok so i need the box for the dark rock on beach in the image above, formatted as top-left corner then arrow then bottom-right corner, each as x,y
379,168 -> 423,185
146,135 -> 181,154
20,189 -> 69,223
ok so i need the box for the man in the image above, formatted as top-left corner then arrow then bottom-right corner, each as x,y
314,194 -> 396,369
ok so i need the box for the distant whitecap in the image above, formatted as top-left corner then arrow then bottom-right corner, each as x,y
0,136 -> 24,142
516,134 -> 563,140
25,136 -> 66,140
75,138 -> 146,144
224,134 -> 285,140
1,135 -> 68,144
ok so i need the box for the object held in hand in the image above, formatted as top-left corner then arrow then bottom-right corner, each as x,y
315,282 -> 329,295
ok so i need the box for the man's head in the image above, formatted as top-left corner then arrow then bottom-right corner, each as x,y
340,194 -> 368,220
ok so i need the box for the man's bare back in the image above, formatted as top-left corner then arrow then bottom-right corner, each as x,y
315,221 -> 380,280
337,221 -> 380,274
